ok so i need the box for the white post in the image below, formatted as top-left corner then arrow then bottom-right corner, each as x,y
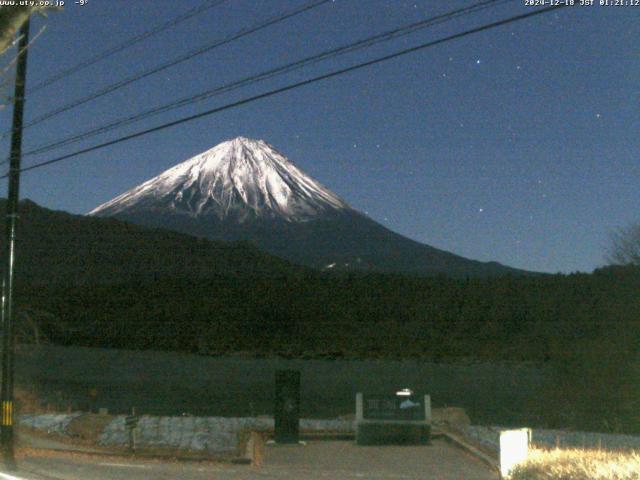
424,395 -> 431,424
356,393 -> 363,422
499,428 -> 530,479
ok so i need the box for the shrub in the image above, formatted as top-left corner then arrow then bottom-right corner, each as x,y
510,448 -> 640,480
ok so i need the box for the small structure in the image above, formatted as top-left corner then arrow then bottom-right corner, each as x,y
355,391 -> 431,445
274,370 -> 300,444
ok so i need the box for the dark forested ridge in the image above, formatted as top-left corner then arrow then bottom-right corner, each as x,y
0,199 -> 304,287
23,267 -> 638,361
2,199 -> 639,433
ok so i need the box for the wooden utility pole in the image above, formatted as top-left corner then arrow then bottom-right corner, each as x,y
0,17 -> 29,471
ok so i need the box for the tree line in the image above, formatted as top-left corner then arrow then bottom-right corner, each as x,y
14,264 -> 640,433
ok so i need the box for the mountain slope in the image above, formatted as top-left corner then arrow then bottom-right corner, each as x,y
90,137 -> 532,277
0,199 -> 301,287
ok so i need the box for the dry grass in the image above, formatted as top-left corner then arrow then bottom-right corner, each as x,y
67,413 -> 116,443
510,447 -> 640,480
15,386 -> 47,413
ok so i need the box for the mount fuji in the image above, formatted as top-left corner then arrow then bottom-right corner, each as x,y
89,137 -> 527,277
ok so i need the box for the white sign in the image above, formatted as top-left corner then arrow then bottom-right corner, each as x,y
499,428 -> 530,479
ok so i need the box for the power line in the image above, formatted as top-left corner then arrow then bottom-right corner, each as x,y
28,0 -> 230,94
19,0 -> 512,160
5,4 -> 566,179
0,24 -> 46,87
1,0 -> 331,137
14,3 -> 564,176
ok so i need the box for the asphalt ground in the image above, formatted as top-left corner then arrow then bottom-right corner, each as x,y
1,439 -> 498,480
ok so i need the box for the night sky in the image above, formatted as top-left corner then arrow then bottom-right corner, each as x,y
0,0 -> 637,274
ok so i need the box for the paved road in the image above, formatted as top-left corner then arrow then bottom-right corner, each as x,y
263,440 -> 498,480
3,440 -> 497,479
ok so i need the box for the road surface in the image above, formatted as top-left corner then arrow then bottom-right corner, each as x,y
2,439 -> 497,479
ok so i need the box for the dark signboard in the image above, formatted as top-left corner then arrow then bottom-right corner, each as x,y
274,370 -> 300,443
362,395 -> 425,421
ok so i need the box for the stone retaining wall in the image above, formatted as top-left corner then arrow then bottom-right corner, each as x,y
19,413 -> 82,435
19,413 -> 354,453
99,416 -> 353,453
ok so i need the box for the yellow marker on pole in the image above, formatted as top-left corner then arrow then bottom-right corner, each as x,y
1,401 -> 12,426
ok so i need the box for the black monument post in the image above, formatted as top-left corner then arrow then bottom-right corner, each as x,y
274,370 -> 300,443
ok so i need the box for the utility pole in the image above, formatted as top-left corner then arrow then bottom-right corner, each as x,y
1,17 -> 30,470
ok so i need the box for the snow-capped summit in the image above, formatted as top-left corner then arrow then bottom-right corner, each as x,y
89,137 -> 349,223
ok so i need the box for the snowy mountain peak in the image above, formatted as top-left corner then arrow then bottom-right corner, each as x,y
89,137 -> 350,223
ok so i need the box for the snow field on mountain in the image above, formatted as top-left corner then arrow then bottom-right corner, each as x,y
90,137 -> 349,222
